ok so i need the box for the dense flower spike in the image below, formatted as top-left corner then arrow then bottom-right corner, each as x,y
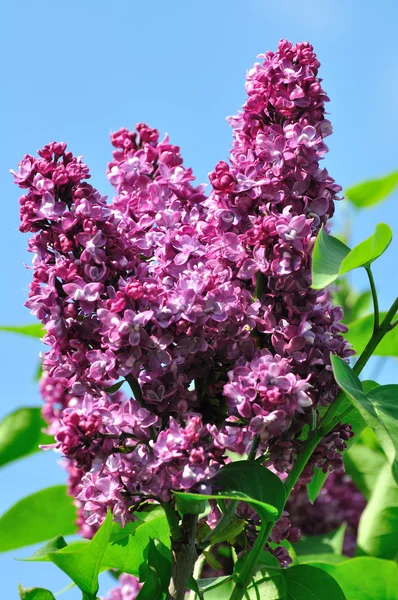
15,39 -> 352,532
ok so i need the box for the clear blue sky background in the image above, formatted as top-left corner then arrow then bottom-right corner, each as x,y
0,1 -> 397,597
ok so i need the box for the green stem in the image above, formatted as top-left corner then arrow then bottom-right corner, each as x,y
230,521 -> 273,600
365,266 -> 379,332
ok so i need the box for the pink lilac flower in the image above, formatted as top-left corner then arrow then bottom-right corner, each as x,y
101,574 -> 142,600
15,39 -> 353,532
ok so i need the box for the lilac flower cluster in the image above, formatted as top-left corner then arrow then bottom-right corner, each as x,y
101,574 -> 141,600
14,39 -> 352,532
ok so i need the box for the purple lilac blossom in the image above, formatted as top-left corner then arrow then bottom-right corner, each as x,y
15,40 -> 353,535
101,574 -> 142,600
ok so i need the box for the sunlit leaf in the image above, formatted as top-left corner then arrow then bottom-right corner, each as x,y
357,463 -> 398,560
139,538 -> 171,592
310,557 -> 398,599
332,358 -> 398,483
311,224 -> 392,290
344,443 -> 386,500
293,526 -> 346,559
346,171 -> 398,208
0,486 -> 77,553
0,407 -> 53,468
18,584 -> 56,600
311,228 -> 350,289
283,564 -> 346,599
339,223 -> 392,273
48,512 -> 113,599
101,515 -> 170,576
344,312 -> 398,356
0,324 -> 44,338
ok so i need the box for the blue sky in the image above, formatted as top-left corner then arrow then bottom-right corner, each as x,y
0,0 -> 397,597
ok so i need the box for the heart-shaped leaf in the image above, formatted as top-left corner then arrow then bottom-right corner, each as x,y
339,223 -> 392,274
0,324 -> 44,338
330,355 -> 368,407
344,442 -> 386,500
139,538 -> 171,592
0,407 -> 53,469
136,565 -> 162,600
18,584 -> 56,600
344,312 -> 398,356
101,514 -> 170,575
0,486 -> 77,553
293,526 -> 345,559
331,358 -> 398,483
346,171 -> 398,208
21,536 -> 68,562
47,511 -> 113,599
174,461 -> 286,522
283,564 -> 346,599
309,557 -> 398,600
311,228 -> 350,289
357,463 -> 398,560
236,563 -> 346,599
311,224 -> 392,289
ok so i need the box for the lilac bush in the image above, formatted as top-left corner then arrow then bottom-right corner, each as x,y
8,38 -> 398,600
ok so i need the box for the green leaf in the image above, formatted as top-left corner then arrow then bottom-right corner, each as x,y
136,565 -> 162,600
344,312 -> 398,356
297,554 -> 347,565
0,324 -> 44,338
311,224 -> 392,290
241,564 -> 346,600
21,536 -> 68,562
357,462 -> 398,560
333,279 -> 372,324
344,442 -> 387,500
346,171 -> 398,209
311,557 -> 398,599
139,538 -> 171,592
284,564 -> 346,599
330,355 -> 368,407
311,228 -> 350,289
244,573 -> 287,599
174,461 -> 286,522
308,381 -> 379,503
0,407 -> 53,468
175,494 -> 207,515
105,380 -> 125,394
339,380 -> 380,441
293,526 -> 345,558
18,584 -> 56,600
196,576 -> 232,594
207,518 -> 246,545
307,467 -> 328,503
367,385 -> 398,481
339,223 -> 392,274
0,486 -> 77,553
101,515 -> 171,575
332,360 -> 398,482
48,511 -> 113,599
201,579 -> 235,599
